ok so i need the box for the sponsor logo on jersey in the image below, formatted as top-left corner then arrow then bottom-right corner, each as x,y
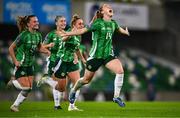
61,72 -> 65,77
88,65 -> 92,70
21,71 -> 25,75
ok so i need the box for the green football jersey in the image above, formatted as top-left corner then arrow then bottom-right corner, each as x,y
88,18 -> 119,59
59,31 -> 81,62
44,30 -> 63,62
14,30 -> 42,67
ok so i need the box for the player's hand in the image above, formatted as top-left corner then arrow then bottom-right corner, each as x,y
46,50 -> 51,56
14,60 -> 21,68
82,59 -> 86,66
73,58 -> 79,64
49,43 -> 54,47
73,60 -> 79,64
125,27 -> 130,36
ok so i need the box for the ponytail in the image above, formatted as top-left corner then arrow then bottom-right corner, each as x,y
16,16 -> 27,32
16,15 -> 36,32
96,7 -> 103,19
90,6 -> 103,24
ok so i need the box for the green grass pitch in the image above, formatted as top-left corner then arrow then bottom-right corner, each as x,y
0,101 -> 180,117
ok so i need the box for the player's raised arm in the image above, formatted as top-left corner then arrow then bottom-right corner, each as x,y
119,27 -> 130,36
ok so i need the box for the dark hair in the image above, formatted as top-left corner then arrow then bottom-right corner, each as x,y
16,15 -> 36,32
55,15 -> 64,23
71,14 -> 81,28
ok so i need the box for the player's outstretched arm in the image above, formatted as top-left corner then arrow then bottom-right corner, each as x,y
119,27 -> 130,36
61,28 -> 88,37
43,43 -> 54,48
62,36 -> 69,41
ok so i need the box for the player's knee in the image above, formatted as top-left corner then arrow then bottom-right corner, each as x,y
83,79 -> 91,84
55,85 -> 65,92
116,68 -> 124,74
59,88 -> 65,92
21,89 -> 31,97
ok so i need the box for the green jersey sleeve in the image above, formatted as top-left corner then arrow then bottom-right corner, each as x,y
112,19 -> 120,32
14,31 -> 26,47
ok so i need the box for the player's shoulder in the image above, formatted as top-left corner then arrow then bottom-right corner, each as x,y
47,30 -> 56,37
35,31 -> 42,37
111,19 -> 117,23
111,19 -> 119,26
17,30 -> 29,38
94,18 -> 103,23
91,18 -> 103,26
20,30 -> 28,35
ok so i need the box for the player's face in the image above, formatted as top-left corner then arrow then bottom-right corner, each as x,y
75,19 -> 84,29
27,17 -> 39,30
102,4 -> 113,18
56,17 -> 66,30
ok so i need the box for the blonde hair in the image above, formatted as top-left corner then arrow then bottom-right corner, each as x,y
55,15 -> 64,23
71,14 -> 81,28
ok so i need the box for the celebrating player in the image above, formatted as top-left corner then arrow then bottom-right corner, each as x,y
37,15 -> 67,110
61,4 -> 130,107
8,15 -> 53,112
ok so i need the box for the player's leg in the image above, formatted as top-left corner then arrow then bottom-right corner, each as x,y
53,88 -> 63,110
10,88 -> 31,112
53,61 -> 67,109
69,58 -> 102,107
48,61 -> 63,109
71,58 -> 101,92
8,67 -> 30,90
10,76 -> 33,112
53,77 -> 66,109
72,69 -> 95,92
67,70 -> 83,111
105,57 -> 125,107
37,61 -> 58,88
55,78 -> 66,92
37,60 -> 62,109
10,66 -> 36,112
7,67 -> 17,89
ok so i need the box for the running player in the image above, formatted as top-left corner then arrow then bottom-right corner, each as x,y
61,4 -> 130,107
8,15 -> 53,112
37,16 -> 67,110
54,14 -> 86,111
